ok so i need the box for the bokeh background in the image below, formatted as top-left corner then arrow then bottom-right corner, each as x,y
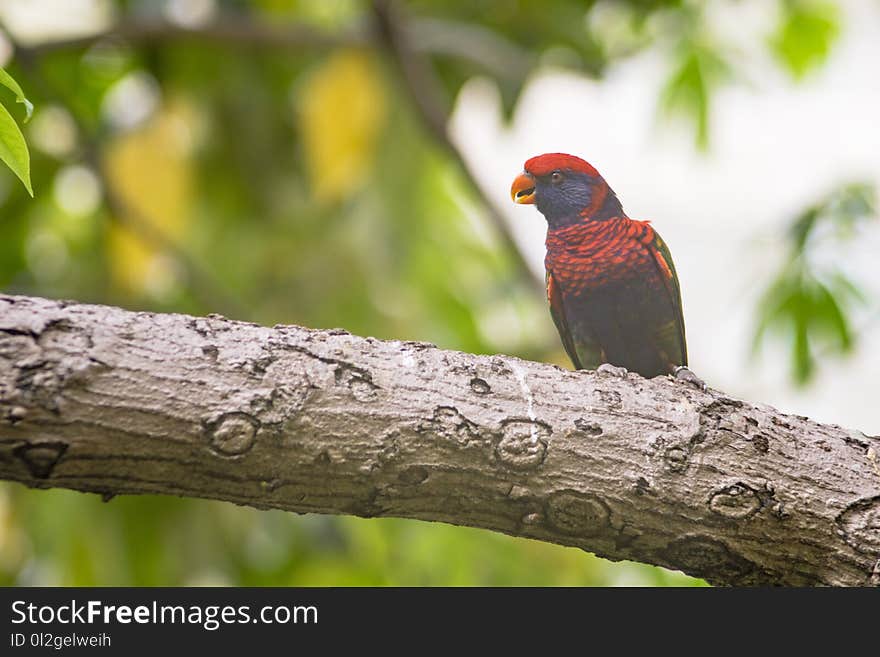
0,0 -> 877,586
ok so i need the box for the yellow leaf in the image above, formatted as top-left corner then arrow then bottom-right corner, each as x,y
297,49 -> 386,203
104,103 -> 194,296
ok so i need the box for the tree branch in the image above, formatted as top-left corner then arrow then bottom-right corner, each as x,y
1,293 -> 878,586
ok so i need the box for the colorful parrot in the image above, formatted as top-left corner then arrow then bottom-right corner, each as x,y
511,153 -> 704,388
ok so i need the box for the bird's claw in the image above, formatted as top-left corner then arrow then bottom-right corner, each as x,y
673,366 -> 706,391
597,363 -> 628,379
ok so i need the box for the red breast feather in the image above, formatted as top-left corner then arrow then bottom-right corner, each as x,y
545,217 -> 662,295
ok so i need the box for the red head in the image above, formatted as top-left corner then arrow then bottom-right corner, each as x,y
511,152 -> 622,227
523,153 -> 600,178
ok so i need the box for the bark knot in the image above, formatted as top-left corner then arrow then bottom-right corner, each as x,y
398,466 -> 429,485
664,445 -> 690,472
418,406 -> 483,447
13,441 -> 68,478
546,490 -> 611,536
496,419 -> 550,469
206,412 -> 259,456
334,364 -> 378,401
573,418 -> 603,436
663,535 -> 758,584
469,377 -> 491,395
836,496 -> 880,553
709,483 -> 763,520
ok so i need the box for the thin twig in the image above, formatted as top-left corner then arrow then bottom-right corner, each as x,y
409,17 -> 533,84
16,17 -> 367,55
371,0 -> 542,294
18,15 -> 533,81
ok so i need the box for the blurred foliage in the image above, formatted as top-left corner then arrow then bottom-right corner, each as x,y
298,49 -> 386,204
770,0 -> 840,79
105,102 -> 194,294
660,31 -> 731,150
753,184 -> 875,384
0,0 -> 871,586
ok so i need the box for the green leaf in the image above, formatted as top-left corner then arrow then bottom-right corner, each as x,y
770,0 -> 840,80
789,206 -> 820,252
0,67 -> 34,122
752,176 -> 874,385
788,182 -> 875,251
792,314 -> 812,383
0,100 -> 33,196
829,270 -> 867,305
660,40 -> 731,150
814,280 -> 852,352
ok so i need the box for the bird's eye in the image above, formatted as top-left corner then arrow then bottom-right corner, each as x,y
550,171 -> 563,184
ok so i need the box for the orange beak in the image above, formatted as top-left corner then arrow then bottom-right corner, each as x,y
510,172 -> 536,204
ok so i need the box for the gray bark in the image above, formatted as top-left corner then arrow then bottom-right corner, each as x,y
1,293 -> 878,586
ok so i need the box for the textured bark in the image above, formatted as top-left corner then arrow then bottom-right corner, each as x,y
1,294 -> 878,586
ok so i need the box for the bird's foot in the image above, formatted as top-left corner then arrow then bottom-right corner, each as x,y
597,363 -> 628,379
673,366 -> 706,391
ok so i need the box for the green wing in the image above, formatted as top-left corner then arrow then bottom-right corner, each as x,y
646,231 -> 688,367
547,271 -> 602,370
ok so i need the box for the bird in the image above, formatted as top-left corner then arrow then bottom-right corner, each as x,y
510,152 -> 704,388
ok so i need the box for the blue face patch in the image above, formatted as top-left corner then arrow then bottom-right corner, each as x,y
534,170 -> 622,227
534,170 -> 593,224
